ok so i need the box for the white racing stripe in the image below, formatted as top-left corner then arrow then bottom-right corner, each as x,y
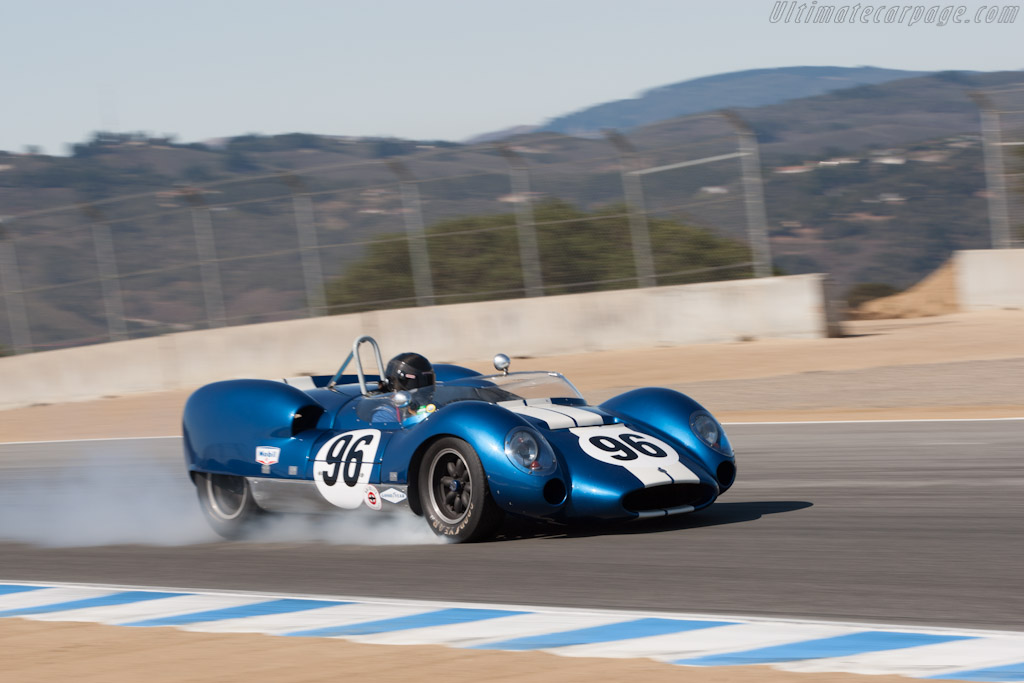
543,405 -> 605,427
570,424 -> 699,487
503,403 -> 606,429
504,405 -> 577,429
282,376 -> 317,390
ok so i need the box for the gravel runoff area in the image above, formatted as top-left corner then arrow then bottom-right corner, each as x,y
1,309 -> 1021,683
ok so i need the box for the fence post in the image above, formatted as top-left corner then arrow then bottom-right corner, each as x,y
970,92 -> 1012,249
498,145 -> 544,297
721,111 -> 774,279
184,191 -> 227,328
387,160 -> 435,307
81,204 -> 128,342
281,173 -> 327,317
604,130 -> 656,288
0,218 -> 33,354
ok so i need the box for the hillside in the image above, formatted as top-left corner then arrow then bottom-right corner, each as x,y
630,70 -> 1024,158
538,66 -> 927,136
1,68 -> 1023,350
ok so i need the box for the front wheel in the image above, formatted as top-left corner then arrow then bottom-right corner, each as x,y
194,472 -> 263,539
418,438 -> 503,543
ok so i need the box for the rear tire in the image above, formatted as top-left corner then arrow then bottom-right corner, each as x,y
418,437 -> 503,543
195,472 -> 263,540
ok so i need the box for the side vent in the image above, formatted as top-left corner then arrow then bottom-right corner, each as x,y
291,405 -> 325,436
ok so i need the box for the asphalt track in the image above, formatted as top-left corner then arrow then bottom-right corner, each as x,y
0,420 -> 1021,632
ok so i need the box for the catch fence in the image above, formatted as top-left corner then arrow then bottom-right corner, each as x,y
0,114 -> 769,354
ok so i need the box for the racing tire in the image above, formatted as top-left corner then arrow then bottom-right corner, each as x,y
195,472 -> 264,540
418,437 -> 503,543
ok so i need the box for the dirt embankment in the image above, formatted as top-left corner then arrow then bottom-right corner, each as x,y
853,259 -> 958,319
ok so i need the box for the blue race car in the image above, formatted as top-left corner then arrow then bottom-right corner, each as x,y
183,336 -> 736,543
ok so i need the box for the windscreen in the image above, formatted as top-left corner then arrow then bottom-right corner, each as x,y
443,371 -> 584,402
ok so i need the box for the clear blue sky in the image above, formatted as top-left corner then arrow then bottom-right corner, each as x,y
3,0 -> 1022,154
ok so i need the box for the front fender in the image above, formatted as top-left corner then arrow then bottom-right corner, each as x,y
600,387 -> 736,492
385,401 -> 567,518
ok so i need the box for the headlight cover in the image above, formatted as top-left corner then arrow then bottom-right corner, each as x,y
690,411 -> 731,455
504,428 -> 557,475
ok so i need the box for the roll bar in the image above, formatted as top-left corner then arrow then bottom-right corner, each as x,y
327,335 -> 386,396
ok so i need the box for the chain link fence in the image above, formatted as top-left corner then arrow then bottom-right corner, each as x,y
5,91 -> 1022,357
1,115 -> 772,354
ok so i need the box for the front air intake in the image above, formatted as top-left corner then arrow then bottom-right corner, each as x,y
622,483 -> 715,513
543,478 -> 567,505
717,461 -> 736,490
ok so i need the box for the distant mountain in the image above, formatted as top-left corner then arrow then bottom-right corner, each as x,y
628,70 -> 1024,159
537,66 -> 929,135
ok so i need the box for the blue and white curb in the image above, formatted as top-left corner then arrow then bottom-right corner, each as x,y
2,582 -> 1023,681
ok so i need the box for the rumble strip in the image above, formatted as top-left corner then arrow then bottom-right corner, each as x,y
2,582 -> 1023,680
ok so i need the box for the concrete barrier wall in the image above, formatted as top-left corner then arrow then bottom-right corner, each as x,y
955,249 -> 1024,311
0,274 -> 837,410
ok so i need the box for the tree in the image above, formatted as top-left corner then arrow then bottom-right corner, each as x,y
325,200 -> 752,313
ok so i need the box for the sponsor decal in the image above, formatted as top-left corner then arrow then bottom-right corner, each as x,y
364,484 -> 382,511
256,446 -> 280,466
288,466 -> 298,476
380,488 -> 407,505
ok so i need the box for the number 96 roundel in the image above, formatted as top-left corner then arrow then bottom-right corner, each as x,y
313,430 -> 381,509
570,425 -> 699,487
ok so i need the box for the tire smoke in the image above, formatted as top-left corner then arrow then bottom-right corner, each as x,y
0,438 -> 442,547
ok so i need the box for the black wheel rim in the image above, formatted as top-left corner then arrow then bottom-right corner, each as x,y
429,448 -> 471,524
206,474 -> 247,520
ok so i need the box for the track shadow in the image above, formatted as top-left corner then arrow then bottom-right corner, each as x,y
494,500 -> 813,542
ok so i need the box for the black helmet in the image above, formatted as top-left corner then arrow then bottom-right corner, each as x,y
384,352 -> 435,392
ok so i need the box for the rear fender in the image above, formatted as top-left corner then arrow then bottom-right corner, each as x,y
183,379 -> 329,478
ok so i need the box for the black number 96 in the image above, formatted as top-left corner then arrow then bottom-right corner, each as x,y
589,433 -> 668,461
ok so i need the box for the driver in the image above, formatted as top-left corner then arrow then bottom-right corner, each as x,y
371,352 -> 437,425
383,352 -> 435,393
